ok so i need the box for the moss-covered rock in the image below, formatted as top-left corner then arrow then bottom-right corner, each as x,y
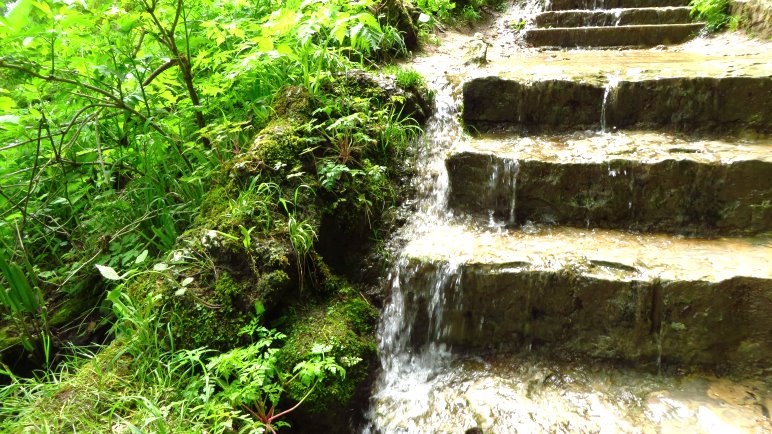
165,232 -> 295,350
277,294 -> 378,430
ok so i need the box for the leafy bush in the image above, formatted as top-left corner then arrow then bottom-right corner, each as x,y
690,0 -> 738,32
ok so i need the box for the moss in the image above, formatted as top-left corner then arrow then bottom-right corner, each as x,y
194,184 -> 237,229
166,232 -> 296,350
251,118 -> 313,173
48,296 -> 96,327
214,272 -> 241,299
0,324 -> 21,353
277,295 -> 378,414
271,85 -> 312,120
170,290 -> 253,350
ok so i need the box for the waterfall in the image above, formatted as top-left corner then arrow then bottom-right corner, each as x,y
363,76 -> 465,434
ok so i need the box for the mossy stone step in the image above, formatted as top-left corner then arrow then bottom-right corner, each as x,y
534,6 -> 692,27
523,23 -> 703,47
446,131 -> 772,235
401,223 -> 772,371
547,0 -> 691,11
462,75 -> 772,134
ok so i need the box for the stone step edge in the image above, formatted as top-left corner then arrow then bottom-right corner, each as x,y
401,225 -> 771,369
525,22 -> 705,32
547,0 -> 692,12
445,148 -> 772,236
533,6 -> 694,28
461,75 -> 772,134
524,23 -> 704,48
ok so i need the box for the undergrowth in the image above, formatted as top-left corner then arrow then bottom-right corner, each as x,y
1,0 -> 431,431
690,0 -> 739,32
0,286 -> 353,433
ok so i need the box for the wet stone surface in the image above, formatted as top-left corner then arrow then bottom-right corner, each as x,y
523,23 -> 704,48
534,7 -> 693,28
462,74 -> 772,133
446,131 -> 772,235
369,352 -> 772,434
401,223 -> 772,370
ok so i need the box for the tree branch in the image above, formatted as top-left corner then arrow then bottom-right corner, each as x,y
142,58 -> 179,87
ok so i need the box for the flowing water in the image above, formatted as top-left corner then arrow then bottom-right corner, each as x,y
363,75 -> 772,428
362,3 -> 771,433
600,75 -> 619,134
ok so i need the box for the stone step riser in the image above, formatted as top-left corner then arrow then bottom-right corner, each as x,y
446,154 -> 772,235
523,23 -> 703,47
547,0 -> 691,11
462,76 -> 772,133
534,7 -> 692,27
403,259 -> 772,371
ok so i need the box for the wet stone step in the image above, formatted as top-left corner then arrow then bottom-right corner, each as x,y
370,352 -> 771,434
523,23 -> 704,47
547,0 -> 691,11
400,224 -> 772,372
534,6 -> 692,27
446,132 -> 772,235
462,75 -> 772,133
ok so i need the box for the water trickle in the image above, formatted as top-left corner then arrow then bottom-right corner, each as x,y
612,8 -> 623,26
488,158 -> 520,226
600,76 -> 620,134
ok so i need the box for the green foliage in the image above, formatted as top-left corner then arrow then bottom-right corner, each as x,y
690,0 -> 738,32
0,283 -> 353,433
411,0 -> 502,24
0,0 -> 407,362
0,1 -> 429,428
461,4 -> 482,21
278,296 -> 377,413
391,66 -> 426,89
415,0 -> 457,21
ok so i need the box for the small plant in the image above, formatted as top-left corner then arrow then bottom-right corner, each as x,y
208,319 -> 345,434
462,5 -> 482,22
0,248 -> 49,361
393,67 -> 426,89
690,0 -> 737,32
512,18 -> 527,32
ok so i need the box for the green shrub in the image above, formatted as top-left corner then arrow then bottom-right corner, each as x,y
690,0 -> 738,32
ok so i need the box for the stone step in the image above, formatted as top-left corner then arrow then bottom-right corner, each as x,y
534,6 -> 692,28
523,23 -> 703,47
446,131 -> 772,235
462,51 -> 772,132
547,0 -> 691,11
401,223 -> 772,371
370,352 -> 771,433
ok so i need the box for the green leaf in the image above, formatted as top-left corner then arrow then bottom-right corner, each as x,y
134,249 -> 149,264
95,264 -> 122,280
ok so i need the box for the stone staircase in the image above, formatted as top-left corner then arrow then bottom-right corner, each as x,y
406,9 -> 772,374
525,0 -> 703,47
